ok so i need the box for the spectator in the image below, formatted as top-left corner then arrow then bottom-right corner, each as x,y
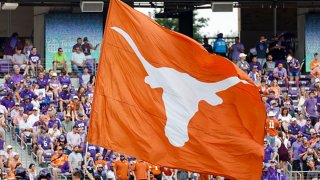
276,132 -> 290,172
28,163 -> 36,179
82,37 -> 100,60
68,145 -> 83,172
266,111 -> 280,147
288,118 -> 301,137
5,167 -> 16,179
273,63 -> 288,83
263,139 -> 277,167
12,47 -> 27,72
269,80 -> 281,98
12,65 -> 23,85
51,146 -> 69,180
36,72 -> 48,89
269,36 -> 286,64
83,97 -> 92,118
47,72 -> 61,100
37,130 -> 54,165
48,123 -> 61,142
306,158 -> 320,179
301,119 -> 314,139
9,152 -> 21,171
84,152 -> 95,174
53,48 -> 68,72
23,39 -> 33,57
19,85 -> 35,102
278,108 -> 291,132
28,107 -> 40,127
75,112 -> 88,132
67,126 -> 81,154
256,35 -> 268,68
80,66 -> 91,87
62,114 -> 74,134
94,164 -> 108,179
59,70 -> 71,87
20,96 -> 33,114
266,160 -> 278,179
86,144 -> 100,160
287,54 -> 301,87
95,153 -> 107,169
26,47 -> 42,77
19,113 -> 33,146
249,56 -> 262,73
114,154 -> 129,180
73,37 -> 83,52
1,92 -> 15,110
71,47 -> 86,77
212,33 -> 227,57
3,32 -> 21,61
202,37 -> 213,53
31,95 -> 40,110
264,54 -> 276,76
89,75 -> 96,87
10,103 -> 20,119
248,66 -> 259,82
230,37 -> 244,62
4,74 -> 14,91
162,167 -> 174,180
236,53 -> 249,73
291,134 -> 302,173
304,91 -> 318,126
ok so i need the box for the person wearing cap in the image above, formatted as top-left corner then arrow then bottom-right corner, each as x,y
37,129 -> 54,165
1,91 -> 15,110
71,45 -> 86,77
19,95 -> 33,114
81,37 -> 100,59
212,33 -> 227,57
12,47 -> 28,72
304,91 -> 318,126
11,65 -> 23,85
51,146 -> 69,180
308,129 -> 318,147
94,163 -> 108,180
75,112 -> 88,132
47,72 -> 61,99
266,160 -> 278,179
236,53 -> 250,73
53,47 -> 68,72
19,84 -> 35,101
27,107 -> 39,129
291,134 -> 303,173
9,152 -> 21,171
248,64 -> 259,82
266,111 -> 280,147
266,99 -> 280,118
301,118 -> 314,140
287,53 -> 301,87
114,154 -> 130,180
62,114 -> 74,134
9,102 -> 20,120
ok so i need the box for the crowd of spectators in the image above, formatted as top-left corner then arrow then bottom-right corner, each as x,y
203,34 -> 320,179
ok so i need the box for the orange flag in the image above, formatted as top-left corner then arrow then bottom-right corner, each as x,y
88,0 -> 266,179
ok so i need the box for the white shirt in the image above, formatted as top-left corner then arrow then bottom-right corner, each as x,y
297,119 -> 306,127
48,128 -> 61,142
19,120 -> 33,130
28,114 -> 39,127
72,52 -> 86,64
67,131 -> 81,149
31,100 -> 40,110
81,74 -> 90,86
0,105 -> 8,113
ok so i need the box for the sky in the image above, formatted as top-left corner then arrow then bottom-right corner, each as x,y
135,7 -> 239,38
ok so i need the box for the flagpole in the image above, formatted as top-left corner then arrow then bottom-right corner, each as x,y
84,141 -> 89,176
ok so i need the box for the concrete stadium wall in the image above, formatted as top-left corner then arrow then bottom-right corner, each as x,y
0,7 -> 34,37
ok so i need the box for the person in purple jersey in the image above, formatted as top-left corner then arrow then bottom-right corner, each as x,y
19,96 -> 33,114
273,63 -> 288,83
37,130 -> 54,165
75,112 -> 88,132
19,85 -> 35,101
304,91 -> 318,126
249,56 -> 262,73
298,137 -> 309,175
48,112 -> 62,131
267,160 -> 278,180
11,65 -> 23,85
59,85 -> 71,112
301,119 -> 314,139
288,118 -> 301,136
85,144 -> 100,160
263,139 -> 277,167
4,74 -> 14,91
26,47 -> 42,77
47,72 -> 61,100
83,97 -> 91,118
1,92 -> 14,110
59,70 -> 71,87
36,72 -> 48,89
287,54 -> 301,87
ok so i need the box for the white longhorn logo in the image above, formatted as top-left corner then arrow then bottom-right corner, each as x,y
111,27 -> 251,147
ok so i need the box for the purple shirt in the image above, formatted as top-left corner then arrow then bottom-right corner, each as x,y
48,119 -> 61,129
288,124 -> 301,135
36,78 -> 48,89
86,144 -> 100,159
59,76 -> 71,86
11,74 -> 23,84
264,145 -> 274,163
292,141 -> 302,160
288,59 -> 300,73
267,167 -> 277,180
83,103 -> 91,117
1,97 -> 14,109
298,145 -> 307,162
29,54 -> 41,64
75,120 -> 88,131
20,90 -> 35,100
59,91 -> 71,100
20,102 -> 33,114
273,67 -> 287,78
0,138 -> 4,150
230,43 -> 244,61
304,98 -> 317,117
249,62 -> 262,71
4,80 -> 14,90
37,136 -> 51,150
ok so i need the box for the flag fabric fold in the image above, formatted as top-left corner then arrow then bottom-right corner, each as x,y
88,0 -> 266,179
